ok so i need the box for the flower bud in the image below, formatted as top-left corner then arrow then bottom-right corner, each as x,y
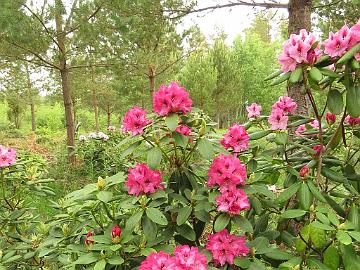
309,204 -> 315,212
300,165 -> 310,177
85,231 -> 94,246
326,112 -> 336,125
293,265 -> 301,270
111,225 -> 122,244
97,176 -> 106,190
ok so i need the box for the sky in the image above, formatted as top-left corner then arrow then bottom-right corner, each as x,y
180,0 -> 288,44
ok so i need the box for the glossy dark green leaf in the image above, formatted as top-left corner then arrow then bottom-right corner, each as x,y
299,182 -> 313,210
270,72 -> 291,86
324,245 -> 340,270
197,138 -> 213,160
281,209 -> 307,219
147,147 -> 162,169
347,86 -> 360,118
177,206 -> 192,226
327,89 -> 343,115
289,66 -> 303,84
214,213 -> 230,232
146,208 -> 168,226
233,215 -> 253,233
309,67 -> 323,82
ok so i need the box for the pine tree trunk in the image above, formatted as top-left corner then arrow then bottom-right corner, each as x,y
287,0 -> 312,116
107,111 -> 111,127
30,102 -> 36,131
91,66 -> 99,132
149,65 -> 156,101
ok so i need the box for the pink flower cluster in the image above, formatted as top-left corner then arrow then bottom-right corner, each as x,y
278,29 -> 322,72
324,20 -> 360,61
139,246 -> 207,270
221,124 -> 250,153
153,82 -> 192,116
175,125 -> 191,136
122,107 -> 152,136
246,103 -> 262,119
0,145 -> 16,168
206,229 -> 249,266
125,163 -> 164,196
268,96 -> 297,130
345,115 -> 360,126
208,154 -> 249,215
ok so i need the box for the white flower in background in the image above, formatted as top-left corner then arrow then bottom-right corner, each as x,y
98,132 -> 109,141
107,126 -> 116,132
79,135 -> 87,141
89,132 -> 97,139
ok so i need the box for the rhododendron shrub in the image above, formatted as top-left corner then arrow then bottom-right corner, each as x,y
41,22 -> 359,270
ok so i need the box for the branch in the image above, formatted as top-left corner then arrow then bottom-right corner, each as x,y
166,0 -> 288,18
21,3 -> 61,51
69,62 -> 114,70
156,49 -> 196,77
64,0 -> 79,30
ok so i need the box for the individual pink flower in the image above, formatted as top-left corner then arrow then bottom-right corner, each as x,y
122,107 -> 152,136
295,124 -> 307,136
345,115 -> 360,126
221,124 -> 250,152
208,154 -> 247,192
279,29 -> 322,72
313,145 -> 324,157
268,109 -> 288,130
272,96 -> 298,115
175,125 -> 191,136
326,113 -> 336,125
0,145 -> 16,168
310,119 -> 319,129
246,103 -> 262,119
153,82 -> 192,116
206,229 -> 249,266
300,166 -> 310,177
173,245 -> 207,270
139,251 -> 175,270
125,164 -> 164,196
216,189 -> 250,215
84,231 -> 94,246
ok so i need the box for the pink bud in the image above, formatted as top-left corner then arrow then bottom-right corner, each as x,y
85,231 -> 94,246
111,225 -> 122,238
326,112 -> 336,125
313,145 -> 324,157
300,166 -> 310,177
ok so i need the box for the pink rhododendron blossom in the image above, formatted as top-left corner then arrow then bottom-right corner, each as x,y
272,96 -> 298,115
208,154 -> 247,191
246,103 -> 262,119
313,145 -> 324,157
175,125 -> 191,136
216,188 -> 250,215
206,229 -> 249,266
173,245 -> 208,270
279,29 -> 322,72
139,251 -> 175,270
326,113 -> 336,125
345,115 -> 360,126
122,107 -> 152,136
0,145 -> 16,168
268,109 -> 288,130
125,164 -> 164,196
310,119 -> 319,129
300,166 -> 310,177
295,124 -> 307,136
221,124 -> 250,152
153,82 -> 192,116
84,231 -> 94,246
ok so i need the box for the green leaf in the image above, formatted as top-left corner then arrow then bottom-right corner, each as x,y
214,213 -> 230,232
337,43 -> 360,65
165,113 -> 179,131
340,243 -> 360,270
88,235 -> 112,244
327,89 -> 344,115
173,132 -> 188,147
176,224 -> 196,241
108,256 -> 124,265
299,182 -> 313,210
336,230 -> 352,245
311,221 -> 335,231
94,259 -> 107,270
289,66 -> 303,84
142,216 -> 157,241
233,215 -> 253,233
197,138 -> 213,160
146,208 -> 168,226
264,70 -> 282,81
316,212 -> 330,225
309,67 -> 323,82
147,147 -> 162,169
120,141 -> 141,159
281,209 -> 307,219
321,167 -> 345,183
249,130 -> 272,140
269,72 -> 291,86
177,206 -> 192,226
276,182 -> 300,204
327,212 -> 340,226
97,191 -> 113,203
319,67 -> 339,78
307,181 -> 327,203
125,211 -> 143,231
310,225 -> 327,249
74,253 -> 98,265
307,258 -> 332,270
324,244 -> 340,270
348,231 -> 360,242
265,251 -> 293,260
347,86 -> 360,118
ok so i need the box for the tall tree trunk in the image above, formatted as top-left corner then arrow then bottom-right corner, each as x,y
91,66 -> 99,132
107,107 -> 111,127
287,0 -> 312,115
30,102 -> 36,131
149,65 -> 156,101
55,0 -> 75,163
